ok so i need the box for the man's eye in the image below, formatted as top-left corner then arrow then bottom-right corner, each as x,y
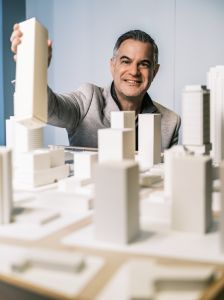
121,60 -> 130,64
140,62 -> 150,68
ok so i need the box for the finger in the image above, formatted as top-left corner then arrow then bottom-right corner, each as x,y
11,38 -> 21,53
13,54 -> 17,62
10,29 -> 23,43
13,23 -> 19,30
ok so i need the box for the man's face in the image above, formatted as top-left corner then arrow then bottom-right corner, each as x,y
110,39 -> 159,102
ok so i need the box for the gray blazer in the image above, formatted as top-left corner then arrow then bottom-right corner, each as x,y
48,83 -> 181,151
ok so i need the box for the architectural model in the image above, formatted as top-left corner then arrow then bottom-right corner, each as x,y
14,18 -> 48,129
94,160 -> 139,244
171,154 -> 212,233
207,66 -> 224,163
138,114 -> 161,170
0,147 -> 13,224
74,151 -> 98,180
182,85 -> 211,155
98,128 -> 135,162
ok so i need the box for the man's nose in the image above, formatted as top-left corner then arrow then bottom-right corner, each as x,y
129,63 -> 139,76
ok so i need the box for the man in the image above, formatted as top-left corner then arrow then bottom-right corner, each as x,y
11,26 -> 180,151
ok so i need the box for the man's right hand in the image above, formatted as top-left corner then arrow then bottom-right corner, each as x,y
10,23 -> 53,66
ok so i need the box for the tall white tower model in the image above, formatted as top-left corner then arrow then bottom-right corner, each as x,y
14,18 -> 48,129
207,66 -> 224,163
182,85 -> 211,155
138,114 -> 161,170
94,160 -> 139,244
219,162 -> 224,252
0,147 -> 13,224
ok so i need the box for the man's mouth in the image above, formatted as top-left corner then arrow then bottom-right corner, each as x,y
125,79 -> 141,84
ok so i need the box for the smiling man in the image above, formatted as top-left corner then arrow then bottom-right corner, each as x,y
11,28 -> 180,150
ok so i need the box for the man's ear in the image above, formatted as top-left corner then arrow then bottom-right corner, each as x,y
153,64 -> 160,79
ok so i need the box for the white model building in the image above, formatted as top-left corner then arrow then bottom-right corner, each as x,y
220,161 -> 224,252
171,154 -> 212,234
182,85 -> 211,155
98,128 -> 135,163
138,114 -> 161,171
0,147 -> 13,224
74,151 -> 98,179
14,18 -> 48,129
207,66 -> 224,163
94,160 -> 139,244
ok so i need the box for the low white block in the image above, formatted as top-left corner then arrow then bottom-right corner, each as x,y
14,18 -> 48,129
0,147 -> 13,224
139,174 -> 162,187
74,152 -> 98,179
14,164 -> 69,187
17,150 -> 51,171
138,114 -> 161,171
171,155 -> 212,233
58,176 -> 92,192
94,160 -> 139,244
98,128 -> 135,163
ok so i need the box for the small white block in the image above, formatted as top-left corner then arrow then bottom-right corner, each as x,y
17,150 -> 51,171
74,152 -> 98,179
98,128 -> 135,163
14,208 -> 60,225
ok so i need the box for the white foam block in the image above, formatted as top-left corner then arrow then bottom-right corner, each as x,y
98,128 -> 135,162
171,155 -> 212,234
74,151 -> 98,179
138,114 -> 161,170
17,150 -> 51,171
14,18 -> 48,128
0,147 -> 13,224
14,164 -> 69,187
94,160 -> 139,244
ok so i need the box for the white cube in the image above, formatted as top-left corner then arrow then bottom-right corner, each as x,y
49,148 -> 65,167
17,150 -> 51,171
74,152 -> 98,179
94,160 -> 139,244
98,128 -> 134,163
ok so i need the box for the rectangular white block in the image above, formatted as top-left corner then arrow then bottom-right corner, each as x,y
74,152 -> 98,179
17,150 -> 51,171
98,128 -> 135,163
171,155 -> 212,233
94,160 -> 139,244
182,85 -> 210,146
0,147 -> 13,224
14,18 -> 48,129
220,162 -> 224,252
207,66 -> 224,163
14,164 -> 69,187
138,114 -> 161,171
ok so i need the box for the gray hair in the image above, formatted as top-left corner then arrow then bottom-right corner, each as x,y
113,29 -> 158,66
